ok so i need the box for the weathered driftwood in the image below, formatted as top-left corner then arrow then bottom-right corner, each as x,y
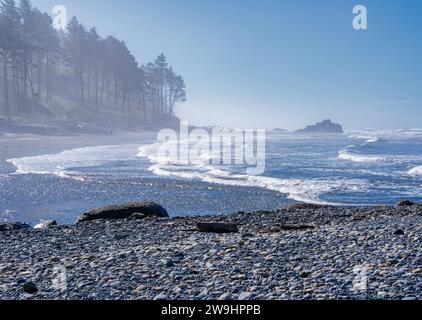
196,223 -> 239,234
287,203 -> 333,212
397,200 -> 416,207
279,224 -> 315,231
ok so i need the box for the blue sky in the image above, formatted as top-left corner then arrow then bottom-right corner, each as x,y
32,0 -> 422,130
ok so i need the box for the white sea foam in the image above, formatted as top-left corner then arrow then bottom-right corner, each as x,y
1,209 -> 15,223
408,166 -> 422,176
366,137 -> 379,143
6,144 -> 140,180
6,134 -> 419,206
347,133 -> 380,144
348,134 -> 374,140
137,142 -> 366,205
350,129 -> 422,140
338,149 -> 385,163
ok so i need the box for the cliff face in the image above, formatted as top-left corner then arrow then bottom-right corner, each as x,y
296,120 -> 344,133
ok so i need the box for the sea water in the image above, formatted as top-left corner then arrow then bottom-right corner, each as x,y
1,129 -> 421,224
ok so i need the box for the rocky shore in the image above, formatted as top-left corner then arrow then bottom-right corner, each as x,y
1,202 -> 422,300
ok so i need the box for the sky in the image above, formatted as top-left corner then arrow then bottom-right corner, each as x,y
32,0 -> 422,130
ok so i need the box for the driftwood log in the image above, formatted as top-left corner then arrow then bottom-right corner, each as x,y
279,224 -> 315,231
196,223 -> 239,234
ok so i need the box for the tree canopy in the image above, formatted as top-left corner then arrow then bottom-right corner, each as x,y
0,0 -> 186,126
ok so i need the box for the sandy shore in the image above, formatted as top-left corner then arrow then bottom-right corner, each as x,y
1,203 -> 421,300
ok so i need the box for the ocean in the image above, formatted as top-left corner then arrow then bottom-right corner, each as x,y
1,129 -> 421,225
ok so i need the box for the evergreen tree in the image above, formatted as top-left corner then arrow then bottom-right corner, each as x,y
0,2 -> 186,125
0,0 -> 20,117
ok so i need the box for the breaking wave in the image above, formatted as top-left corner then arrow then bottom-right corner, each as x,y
137,142 -> 364,205
408,166 -> 422,176
338,149 -> 385,163
6,144 -> 140,181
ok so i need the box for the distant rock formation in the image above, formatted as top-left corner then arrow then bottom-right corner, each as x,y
271,128 -> 287,132
296,120 -> 344,133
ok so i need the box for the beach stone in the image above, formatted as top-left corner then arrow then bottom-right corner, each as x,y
0,222 -> 32,232
165,260 -> 175,268
394,229 -> 405,236
218,293 -> 231,300
34,220 -> 57,229
134,285 -> 147,293
154,293 -> 169,300
397,200 -> 416,207
50,256 -> 61,263
23,282 -> 38,294
174,287 -> 183,294
238,292 -> 252,300
1,204 -> 422,300
77,202 -> 169,222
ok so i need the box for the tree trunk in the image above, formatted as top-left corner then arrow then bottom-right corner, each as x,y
141,88 -> 147,121
80,69 -> 84,107
46,52 -> 50,105
11,59 -> 18,114
22,51 -> 28,111
95,67 -> 99,109
87,67 -> 91,105
100,70 -> 105,109
106,76 -> 110,114
37,54 -> 42,100
2,52 -> 10,118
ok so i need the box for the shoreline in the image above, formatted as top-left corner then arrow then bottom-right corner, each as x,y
1,130 -> 421,225
1,202 -> 421,300
0,131 -> 292,225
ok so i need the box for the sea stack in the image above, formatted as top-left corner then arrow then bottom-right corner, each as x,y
296,120 -> 344,133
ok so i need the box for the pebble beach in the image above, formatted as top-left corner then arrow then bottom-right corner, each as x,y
1,203 -> 422,300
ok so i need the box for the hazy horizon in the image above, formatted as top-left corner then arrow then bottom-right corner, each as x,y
31,0 -> 422,130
